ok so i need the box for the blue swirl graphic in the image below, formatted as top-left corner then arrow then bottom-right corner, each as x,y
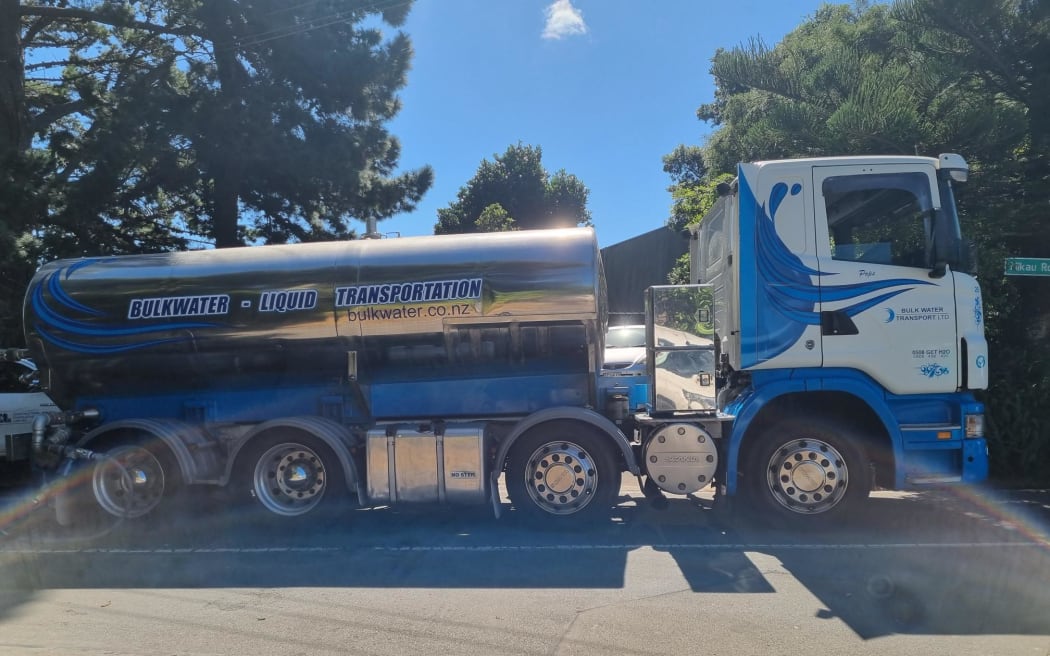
740,175 -> 935,366
31,264 -> 222,354
34,324 -> 182,354
47,269 -> 105,316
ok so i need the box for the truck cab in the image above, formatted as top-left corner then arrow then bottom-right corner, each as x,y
692,154 -> 988,520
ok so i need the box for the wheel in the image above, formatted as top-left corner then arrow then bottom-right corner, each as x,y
241,432 -> 345,518
91,441 -> 179,520
743,417 -> 870,524
505,421 -> 620,522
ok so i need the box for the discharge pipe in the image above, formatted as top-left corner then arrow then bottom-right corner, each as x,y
31,408 -> 101,459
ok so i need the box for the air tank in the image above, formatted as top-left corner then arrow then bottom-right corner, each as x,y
25,228 -> 604,409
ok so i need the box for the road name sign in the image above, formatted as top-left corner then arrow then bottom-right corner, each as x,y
1004,258 -> 1050,276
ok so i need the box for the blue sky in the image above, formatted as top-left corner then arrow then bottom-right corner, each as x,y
381,0 -> 832,247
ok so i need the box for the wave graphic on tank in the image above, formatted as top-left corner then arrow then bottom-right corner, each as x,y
31,263 -> 222,355
742,175 -> 934,366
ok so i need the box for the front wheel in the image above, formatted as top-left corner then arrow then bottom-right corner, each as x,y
505,422 -> 620,522
743,417 -> 871,524
241,433 -> 345,519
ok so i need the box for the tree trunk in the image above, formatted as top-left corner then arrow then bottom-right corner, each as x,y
212,155 -> 241,248
0,0 -> 27,158
202,0 -> 244,249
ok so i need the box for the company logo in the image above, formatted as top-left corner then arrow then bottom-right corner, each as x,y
973,286 -> 983,326
884,306 -> 950,323
128,295 -> 230,319
919,363 -> 951,378
976,355 -> 986,369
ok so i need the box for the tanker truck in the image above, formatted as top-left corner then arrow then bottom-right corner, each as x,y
24,227 -> 723,524
18,152 -> 989,527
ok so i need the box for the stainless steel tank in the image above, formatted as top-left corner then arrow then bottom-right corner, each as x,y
25,228 -> 605,413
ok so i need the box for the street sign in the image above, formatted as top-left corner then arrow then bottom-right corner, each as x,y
1004,257 -> 1050,276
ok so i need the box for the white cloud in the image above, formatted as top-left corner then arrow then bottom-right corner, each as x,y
542,0 -> 587,40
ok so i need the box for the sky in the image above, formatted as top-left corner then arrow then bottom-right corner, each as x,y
379,0 -> 833,248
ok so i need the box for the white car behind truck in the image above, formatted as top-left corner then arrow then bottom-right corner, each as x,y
0,352 -> 59,485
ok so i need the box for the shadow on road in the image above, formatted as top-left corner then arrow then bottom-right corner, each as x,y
1,486 -> 1047,640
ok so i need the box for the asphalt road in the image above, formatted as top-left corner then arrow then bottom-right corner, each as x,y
0,478 -> 1048,656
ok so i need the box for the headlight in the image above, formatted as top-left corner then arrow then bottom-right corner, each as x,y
965,413 -> 984,438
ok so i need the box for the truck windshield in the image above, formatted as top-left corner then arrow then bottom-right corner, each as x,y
824,171 -> 969,274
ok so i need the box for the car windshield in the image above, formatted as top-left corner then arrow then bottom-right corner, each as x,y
606,325 -> 646,348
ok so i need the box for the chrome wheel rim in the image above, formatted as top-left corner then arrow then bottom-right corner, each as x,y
253,443 -> 327,517
766,438 -> 848,514
523,440 -> 598,516
92,445 -> 166,519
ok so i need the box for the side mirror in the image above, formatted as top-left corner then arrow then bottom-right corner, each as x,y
963,240 -> 978,275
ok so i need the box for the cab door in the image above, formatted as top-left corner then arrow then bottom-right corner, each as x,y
812,164 -> 958,394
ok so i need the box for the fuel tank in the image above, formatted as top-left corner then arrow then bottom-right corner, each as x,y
24,229 -> 604,408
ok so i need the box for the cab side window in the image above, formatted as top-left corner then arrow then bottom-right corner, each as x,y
823,172 -> 933,268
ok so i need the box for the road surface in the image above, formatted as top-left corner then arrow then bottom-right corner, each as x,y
0,478 -> 1047,655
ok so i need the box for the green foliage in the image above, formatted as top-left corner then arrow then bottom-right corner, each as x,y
667,173 -> 735,233
475,203 -> 517,232
5,0 -> 433,249
663,144 -> 704,232
664,168 -> 734,284
653,285 -> 714,339
985,344 -> 1050,483
0,0 -> 432,346
677,0 -> 1050,483
435,143 -> 591,234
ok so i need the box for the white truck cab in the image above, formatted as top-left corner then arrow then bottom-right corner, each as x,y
692,154 -> 988,520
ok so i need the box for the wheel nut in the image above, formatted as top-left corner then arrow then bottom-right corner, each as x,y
658,435 -> 666,443
658,475 -> 666,483
650,455 -> 658,463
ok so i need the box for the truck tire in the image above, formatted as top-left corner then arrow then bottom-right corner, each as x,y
91,439 -> 180,520
742,417 -> 870,525
505,421 -> 620,523
240,432 -> 345,519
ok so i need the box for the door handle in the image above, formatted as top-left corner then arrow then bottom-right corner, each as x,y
820,311 -> 859,336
